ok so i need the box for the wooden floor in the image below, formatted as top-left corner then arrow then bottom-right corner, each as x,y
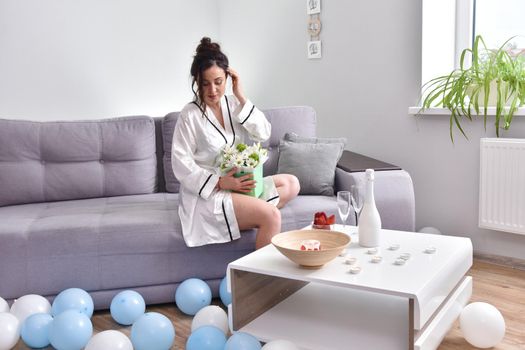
13,259 -> 525,349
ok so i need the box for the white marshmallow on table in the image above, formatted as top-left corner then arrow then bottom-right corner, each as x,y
371,255 -> 382,263
424,246 -> 437,254
388,244 -> 400,251
399,253 -> 411,260
344,257 -> 357,265
394,258 -> 406,265
349,266 -> 362,274
366,248 -> 378,255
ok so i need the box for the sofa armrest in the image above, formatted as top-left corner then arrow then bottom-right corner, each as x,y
337,150 -> 402,173
334,167 -> 415,232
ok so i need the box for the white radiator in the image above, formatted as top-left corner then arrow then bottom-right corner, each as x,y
479,138 -> 525,235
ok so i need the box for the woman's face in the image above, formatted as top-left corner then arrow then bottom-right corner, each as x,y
201,64 -> 227,107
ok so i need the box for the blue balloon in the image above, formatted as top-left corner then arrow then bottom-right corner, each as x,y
225,332 -> 262,350
219,276 -> 232,306
131,312 -> 175,350
110,290 -> 146,325
186,325 -> 226,350
48,309 -> 93,350
51,288 -> 94,317
175,278 -> 211,315
21,313 -> 53,348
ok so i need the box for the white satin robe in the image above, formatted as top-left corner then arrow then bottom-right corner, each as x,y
171,95 -> 279,247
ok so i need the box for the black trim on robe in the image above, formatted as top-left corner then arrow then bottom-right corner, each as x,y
266,195 -> 280,203
224,96 -> 236,146
192,101 -> 227,144
199,174 -> 213,197
240,105 -> 255,125
222,200 -> 234,241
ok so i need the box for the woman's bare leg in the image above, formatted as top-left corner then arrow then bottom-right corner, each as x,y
272,174 -> 300,209
232,193 -> 281,249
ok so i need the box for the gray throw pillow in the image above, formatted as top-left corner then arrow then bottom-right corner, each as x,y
277,133 -> 346,196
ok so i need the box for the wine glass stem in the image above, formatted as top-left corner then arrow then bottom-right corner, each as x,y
355,211 -> 358,226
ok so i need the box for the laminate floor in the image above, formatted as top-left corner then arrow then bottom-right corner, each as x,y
11,259 -> 525,349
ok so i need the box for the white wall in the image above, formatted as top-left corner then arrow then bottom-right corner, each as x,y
0,0 -> 220,120
220,0 -> 525,259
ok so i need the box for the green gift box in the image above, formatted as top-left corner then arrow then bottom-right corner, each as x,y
234,163 -> 264,198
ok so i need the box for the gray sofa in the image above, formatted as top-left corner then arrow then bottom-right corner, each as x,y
0,106 -> 415,309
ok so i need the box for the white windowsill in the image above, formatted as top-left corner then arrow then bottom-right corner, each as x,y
408,106 -> 525,116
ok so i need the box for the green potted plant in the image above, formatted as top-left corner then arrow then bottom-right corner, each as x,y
420,35 -> 525,140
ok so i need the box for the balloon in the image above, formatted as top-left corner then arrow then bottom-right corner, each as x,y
48,309 -> 93,350
130,312 -> 175,350
191,305 -> 229,334
186,325 -> 226,350
0,297 -> 8,313
219,276 -> 232,306
261,340 -> 299,350
0,312 -> 20,350
51,288 -> 94,317
20,313 -> 53,348
110,290 -> 146,325
175,278 -> 211,315
85,330 -> 133,350
418,226 -> 442,235
460,302 -> 506,348
225,332 -> 262,350
10,294 -> 51,323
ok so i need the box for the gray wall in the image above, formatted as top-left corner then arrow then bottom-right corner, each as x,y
0,0 -> 220,120
220,0 -> 525,259
1,0 -> 524,259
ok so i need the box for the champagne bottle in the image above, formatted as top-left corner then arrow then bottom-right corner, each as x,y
358,169 -> 381,247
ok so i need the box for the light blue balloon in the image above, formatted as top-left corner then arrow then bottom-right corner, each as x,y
131,312 -> 175,350
51,288 -> 94,317
225,332 -> 262,350
175,278 -> 211,315
110,290 -> 146,325
186,325 -> 226,350
219,276 -> 232,306
48,309 -> 93,350
21,313 -> 53,348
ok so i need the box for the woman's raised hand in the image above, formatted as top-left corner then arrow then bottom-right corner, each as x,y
227,68 -> 246,105
219,168 -> 255,192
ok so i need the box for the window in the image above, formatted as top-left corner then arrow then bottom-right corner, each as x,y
421,0 -> 525,87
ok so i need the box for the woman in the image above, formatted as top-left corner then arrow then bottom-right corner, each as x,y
171,37 -> 300,249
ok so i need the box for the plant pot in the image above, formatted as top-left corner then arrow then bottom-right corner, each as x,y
468,80 -> 517,106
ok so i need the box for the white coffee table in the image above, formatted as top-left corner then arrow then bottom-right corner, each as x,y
227,225 -> 472,350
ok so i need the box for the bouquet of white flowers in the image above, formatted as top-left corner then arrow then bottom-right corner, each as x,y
218,143 -> 268,197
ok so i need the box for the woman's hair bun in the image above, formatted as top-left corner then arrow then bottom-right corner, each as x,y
196,37 -> 221,55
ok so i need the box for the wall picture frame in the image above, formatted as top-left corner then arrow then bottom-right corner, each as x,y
307,0 -> 321,15
307,40 -> 322,59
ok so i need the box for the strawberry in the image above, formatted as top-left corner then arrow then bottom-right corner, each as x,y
326,214 -> 336,225
314,212 -> 327,225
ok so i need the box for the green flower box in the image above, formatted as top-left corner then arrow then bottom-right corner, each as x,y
234,163 -> 264,198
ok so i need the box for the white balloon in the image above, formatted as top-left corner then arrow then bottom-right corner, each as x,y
85,330 -> 133,350
460,302 -> 506,348
0,312 -> 20,350
418,226 -> 442,235
191,305 -> 229,334
262,340 -> 299,350
9,294 -> 51,323
0,297 -> 8,313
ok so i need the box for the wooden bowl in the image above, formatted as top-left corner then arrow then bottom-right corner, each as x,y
271,229 -> 351,268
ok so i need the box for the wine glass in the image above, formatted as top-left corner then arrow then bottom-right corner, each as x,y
337,191 -> 351,230
350,185 -> 363,226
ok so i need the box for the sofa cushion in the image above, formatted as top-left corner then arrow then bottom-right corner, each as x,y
277,133 -> 345,196
162,112 -> 181,193
0,193 -> 257,299
0,116 -> 157,207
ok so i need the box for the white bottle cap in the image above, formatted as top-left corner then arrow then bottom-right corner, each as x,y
365,168 -> 375,181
